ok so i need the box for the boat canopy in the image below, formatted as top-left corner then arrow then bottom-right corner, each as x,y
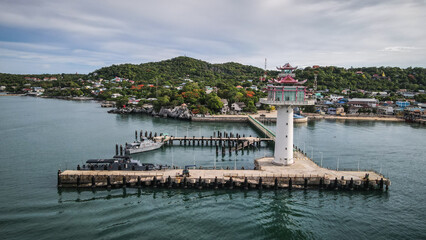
86,159 -> 117,164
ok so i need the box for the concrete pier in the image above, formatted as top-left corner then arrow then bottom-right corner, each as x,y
58,150 -> 390,191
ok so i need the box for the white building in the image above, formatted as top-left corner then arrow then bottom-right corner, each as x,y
348,98 -> 378,108
329,94 -> 344,102
231,102 -> 245,112
220,99 -> 229,114
111,93 -> 122,98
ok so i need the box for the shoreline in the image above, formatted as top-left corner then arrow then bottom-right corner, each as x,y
4,95 -> 406,123
193,111 -> 404,122
303,113 -> 404,122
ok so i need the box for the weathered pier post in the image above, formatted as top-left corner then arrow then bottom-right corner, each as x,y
380,178 -> 384,190
122,176 -> 127,188
198,176 -> 203,190
334,177 -> 338,190
365,178 -> 370,190
153,176 -> 157,188
107,176 -> 111,190
115,144 -> 119,156
214,177 -> 218,190
137,176 -> 141,188
288,178 -> 292,190
229,177 -> 234,190
77,176 -> 81,187
304,178 -> 308,189
135,130 -> 138,141
91,176 -> 96,188
57,170 -> 62,187
168,176 -> 172,189
244,177 -> 248,190
258,177 -> 263,190
120,145 -> 123,156
274,178 -> 278,190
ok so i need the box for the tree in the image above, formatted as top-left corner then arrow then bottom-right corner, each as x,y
414,94 -> 426,103
116,96 -> 129,108
157,95 -> 170,106
303,105 -> 316,113
244,100 -> 257,113
206,93 -> 224,112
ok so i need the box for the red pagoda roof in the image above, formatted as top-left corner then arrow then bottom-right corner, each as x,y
277,63 -> 297,70
269,75 -> 307,85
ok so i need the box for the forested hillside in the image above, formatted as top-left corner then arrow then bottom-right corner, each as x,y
1,56 -> 424,91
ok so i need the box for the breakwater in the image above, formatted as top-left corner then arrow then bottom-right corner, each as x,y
58,154 -> 390,191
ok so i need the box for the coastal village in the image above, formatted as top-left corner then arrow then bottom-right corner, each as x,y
1,1 -> 426,239
1,58 -> 425,124
57,61 -> 391,191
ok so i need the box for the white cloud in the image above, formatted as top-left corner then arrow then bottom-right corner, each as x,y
382,47 -> 419,52
0,0 -> 425,73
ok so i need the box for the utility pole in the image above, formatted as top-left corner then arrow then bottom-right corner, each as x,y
156,77 -> 158,98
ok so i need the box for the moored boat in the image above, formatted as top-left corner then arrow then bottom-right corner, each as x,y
78,155 -> 166,171
293,114 -> 308,123
125,137 -> 164,155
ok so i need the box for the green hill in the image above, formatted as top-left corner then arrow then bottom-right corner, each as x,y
92,56 -> 265,87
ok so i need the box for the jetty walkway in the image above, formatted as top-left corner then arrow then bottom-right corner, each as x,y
59,149 -> 389,191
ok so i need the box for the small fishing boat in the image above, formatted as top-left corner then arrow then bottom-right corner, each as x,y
125,137 -> 164,155
293,114 -> 308,123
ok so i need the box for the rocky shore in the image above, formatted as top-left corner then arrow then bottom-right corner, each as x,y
108,106 -> 193,120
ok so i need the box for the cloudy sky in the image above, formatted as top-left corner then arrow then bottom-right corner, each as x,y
0,0 -> 425,74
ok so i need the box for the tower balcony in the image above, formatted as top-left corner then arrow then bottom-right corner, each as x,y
261,85 -> 315,106
260,98 -> 315,106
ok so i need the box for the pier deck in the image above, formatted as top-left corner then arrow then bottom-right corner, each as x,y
59,151 -> 389,190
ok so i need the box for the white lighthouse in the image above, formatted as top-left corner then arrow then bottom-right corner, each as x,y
260,63 -> 314,166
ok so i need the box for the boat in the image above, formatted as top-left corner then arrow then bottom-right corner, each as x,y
125,137 -> 164,155
78,155 -> 167,171
293,114 -> 308,123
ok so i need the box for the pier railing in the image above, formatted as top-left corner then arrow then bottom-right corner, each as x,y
248,115 -> 276,139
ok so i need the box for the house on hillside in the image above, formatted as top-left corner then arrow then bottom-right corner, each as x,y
111,93 -> 122,98
220,99 -> 229,114
231,102 -> 246,113
250,85 -> 258,90
329,94 -> 344,102
347,98 -> 378,114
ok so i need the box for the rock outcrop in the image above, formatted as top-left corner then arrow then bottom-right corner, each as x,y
108,105 -> 192,120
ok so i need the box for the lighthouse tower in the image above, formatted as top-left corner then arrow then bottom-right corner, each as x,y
260,63 -> 314,165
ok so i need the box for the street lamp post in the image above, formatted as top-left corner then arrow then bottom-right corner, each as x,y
309,146 -> 313,159
337,157 -> 340,171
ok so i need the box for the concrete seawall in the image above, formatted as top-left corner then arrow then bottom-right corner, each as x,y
192,116 -> 248,122
58,151 -> 390,191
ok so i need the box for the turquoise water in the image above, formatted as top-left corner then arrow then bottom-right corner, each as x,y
0,97 -> 425,239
